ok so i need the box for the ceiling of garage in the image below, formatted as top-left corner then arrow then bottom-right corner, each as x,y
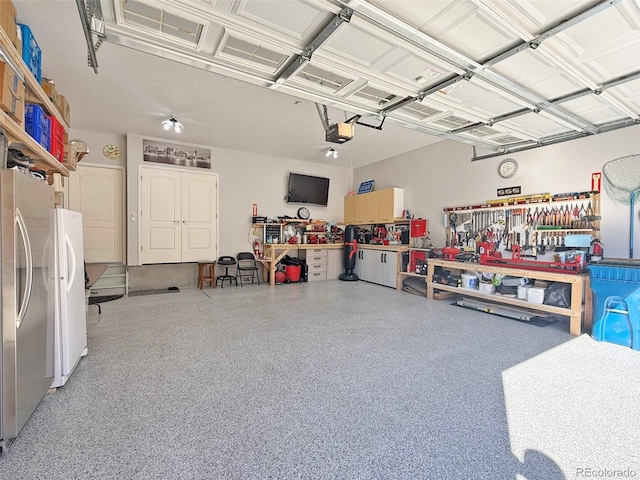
14,0 -> 640,167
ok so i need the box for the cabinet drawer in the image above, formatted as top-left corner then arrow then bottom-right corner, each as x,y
308,255 -> 327,265
308,263 -> 327,273
308,271 -> 327,282
306,249 -> 327,258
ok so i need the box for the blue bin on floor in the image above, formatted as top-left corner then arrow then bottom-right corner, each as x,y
589,263 -> 640,349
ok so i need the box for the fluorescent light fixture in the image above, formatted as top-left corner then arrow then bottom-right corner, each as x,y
162,115 -> 184,133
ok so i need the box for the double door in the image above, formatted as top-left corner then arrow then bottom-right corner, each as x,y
140,166 -> 218,264
354,248 -> 398,288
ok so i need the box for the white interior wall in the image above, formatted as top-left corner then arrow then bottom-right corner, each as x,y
354,124 -> 640,260
124,134 -> 350,265
69,123 -> 640,267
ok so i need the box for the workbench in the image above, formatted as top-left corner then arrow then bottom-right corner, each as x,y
261,243 -> 344,286
425,258 -> 591,335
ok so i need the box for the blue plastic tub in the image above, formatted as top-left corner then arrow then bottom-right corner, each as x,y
18,24 -> 42,83
25,103 -> 50,149
589,263 -> 640,348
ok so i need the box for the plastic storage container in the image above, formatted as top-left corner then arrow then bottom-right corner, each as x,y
48,115 -> 64,162
18,24 -> 42,83
25,103 -> 50,149
461,273 -> 478,289
589,262 -> 640,343
527,287 -> 546,304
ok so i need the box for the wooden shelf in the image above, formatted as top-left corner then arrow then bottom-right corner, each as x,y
0,27 -> 68,130
0,26 -> 69,177
425,258 -> 589,336
1,110 -> 69,176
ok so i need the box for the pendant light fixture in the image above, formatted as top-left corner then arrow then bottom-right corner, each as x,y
162,115 -> 184,133
326,147 -> 338,159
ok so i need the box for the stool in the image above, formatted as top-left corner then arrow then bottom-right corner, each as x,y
216,256 -> 237,288
197,262 -> 216,289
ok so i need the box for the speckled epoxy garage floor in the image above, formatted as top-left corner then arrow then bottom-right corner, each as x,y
1,280 -> 636,480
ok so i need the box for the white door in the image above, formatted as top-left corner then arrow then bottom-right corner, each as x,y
140,168 -> 182,264
181,172 -> 217,262
378,251 -> 398,288
68,164 -> 125,263
359,249 -> 375,282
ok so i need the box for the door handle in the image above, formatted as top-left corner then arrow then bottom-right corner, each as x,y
15,209 -> 33,329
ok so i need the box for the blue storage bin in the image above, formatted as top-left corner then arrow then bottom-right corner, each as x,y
18,24 -> 42,83
25,103 -> 50,149
589,263 -> 640,348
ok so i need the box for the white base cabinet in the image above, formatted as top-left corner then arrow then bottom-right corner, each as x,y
355,247 -> 398,288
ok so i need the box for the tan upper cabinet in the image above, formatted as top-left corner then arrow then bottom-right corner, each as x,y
344,188 -> 404,225
378,188 -> 404,223
344,195 -> 356,225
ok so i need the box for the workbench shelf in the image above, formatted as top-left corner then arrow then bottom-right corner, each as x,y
425,258 -> 590,336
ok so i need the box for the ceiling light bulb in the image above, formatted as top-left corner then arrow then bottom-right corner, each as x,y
326,147 -> 338,159
162,115 -> 184,133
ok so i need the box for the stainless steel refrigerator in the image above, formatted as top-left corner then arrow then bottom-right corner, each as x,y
0,168 -> 55,453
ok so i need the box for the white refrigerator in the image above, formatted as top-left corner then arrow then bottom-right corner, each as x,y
51,209 -> 87,388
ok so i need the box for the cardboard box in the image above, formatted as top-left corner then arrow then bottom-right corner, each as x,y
41,78 -> 61,110
0,0 -> 17,47
62,143 -> 76,170
0,60 -> 24,124
58,93 -> 71,126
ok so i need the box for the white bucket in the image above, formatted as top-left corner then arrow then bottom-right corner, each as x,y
517,285 -> 529,300
461,273 -> 478,289
527,287 -> 546,304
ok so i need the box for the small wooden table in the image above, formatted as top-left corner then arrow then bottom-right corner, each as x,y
85,264 -> 108,289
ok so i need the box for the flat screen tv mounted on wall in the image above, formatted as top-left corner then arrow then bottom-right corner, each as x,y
286,173 -> 330,206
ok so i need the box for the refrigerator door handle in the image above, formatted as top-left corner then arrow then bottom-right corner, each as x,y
15,208 -> 33,329
65,234 -> 76,293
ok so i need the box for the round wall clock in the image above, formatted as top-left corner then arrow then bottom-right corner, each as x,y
297,207 -> 310,220
103,144 -> 121,160
498,158 -> 518,179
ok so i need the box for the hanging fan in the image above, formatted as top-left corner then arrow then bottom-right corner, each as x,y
602,154 -> 640,258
